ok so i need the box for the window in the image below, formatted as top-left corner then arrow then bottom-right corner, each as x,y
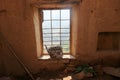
42,9 -> 71,54
33,3 -> 79,59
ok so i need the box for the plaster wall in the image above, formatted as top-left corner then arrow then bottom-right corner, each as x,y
0,0 -> 120,75
77,0 -> 120,65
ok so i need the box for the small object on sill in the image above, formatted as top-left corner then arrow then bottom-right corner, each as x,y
45,45 -> 63,59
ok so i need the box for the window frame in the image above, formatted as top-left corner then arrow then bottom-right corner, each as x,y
33,3 -> 79,58
40,8 -> 72,55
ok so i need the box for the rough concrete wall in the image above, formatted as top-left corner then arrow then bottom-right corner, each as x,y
95,0 -> 120,66
0,0 -> 66,75
76,0 -> 98,63
0,0 -> 120,75
77,0 -> 120,65
0,0 -> 37,75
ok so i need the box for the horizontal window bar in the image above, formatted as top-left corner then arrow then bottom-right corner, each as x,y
43,36 -> 70,38
43,19 -> 70,21
43,28 -> 70,29
43,32 -> 70,34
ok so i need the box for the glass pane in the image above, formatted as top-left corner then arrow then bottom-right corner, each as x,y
61,45 -> 70,49
53,37 -> 60,41
43,35 -> 51,39
44,45 -> 51,49
61,33 -> 70,36
52,29 -> 60,33
43,34 -> 51,38
43,29 -> 51,33
61,41 -> 70,45
43,38 -> 51,41
53,34 -> 60,37
61,29 -> 70,33
61,9 -> 70,19
52,41 -> 60,45
61,20 -> 70,28
61,36 -> 69,40
63,48 -> 70,53
52,10 -> 60,19
43,42 -> 51,45
52,21 -> 60,28
42,21 -> 51,28
43,10 -> 50,20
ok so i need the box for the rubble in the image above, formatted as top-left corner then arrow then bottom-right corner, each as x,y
103,67 -> 120,77
72,71 -> 85,80
0,77 -> 13,80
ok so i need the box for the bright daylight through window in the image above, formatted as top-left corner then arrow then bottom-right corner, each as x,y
42,9 -> 71,54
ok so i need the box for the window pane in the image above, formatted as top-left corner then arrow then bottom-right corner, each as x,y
61,41 -> 70,45
43,34 -> 51,38
62,45 -> 69,48
43,35 -> 51,38
52,41 -> 60,45
43,10 -> 50,20
52,10 -> 60,19
63,48 -> 70,53
62,48 -> 70,53
44,45 -> 51,49
43,42 -> 51,45
43,29 -> 51,34
52,29 -> 60,33
61,9 -> 70,19
42,9 -> 71,54
52,21 -> 60,28
42,21 -> 51,28
61,29 -> 70,33
43,38 -> 51,41
53,34 -> 60,37
61,36 -> 69,40
53,37 -> 60,41
61,33 -> 70,36
61,20 -> 70,28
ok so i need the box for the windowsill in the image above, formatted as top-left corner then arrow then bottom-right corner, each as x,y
39,54 -> 75,60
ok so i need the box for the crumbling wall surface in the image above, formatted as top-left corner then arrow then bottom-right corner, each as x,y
0,0 -> 37,75
77,0 -> 120,66
0,0 -> 120,75
0,0 -> 66,75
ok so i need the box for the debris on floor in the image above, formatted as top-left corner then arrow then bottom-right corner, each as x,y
63,76 -> 72,80
0,64 -> 120,80
72,71 -> 85,80
0,77 -> 14,80
103,67 -> 120,77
